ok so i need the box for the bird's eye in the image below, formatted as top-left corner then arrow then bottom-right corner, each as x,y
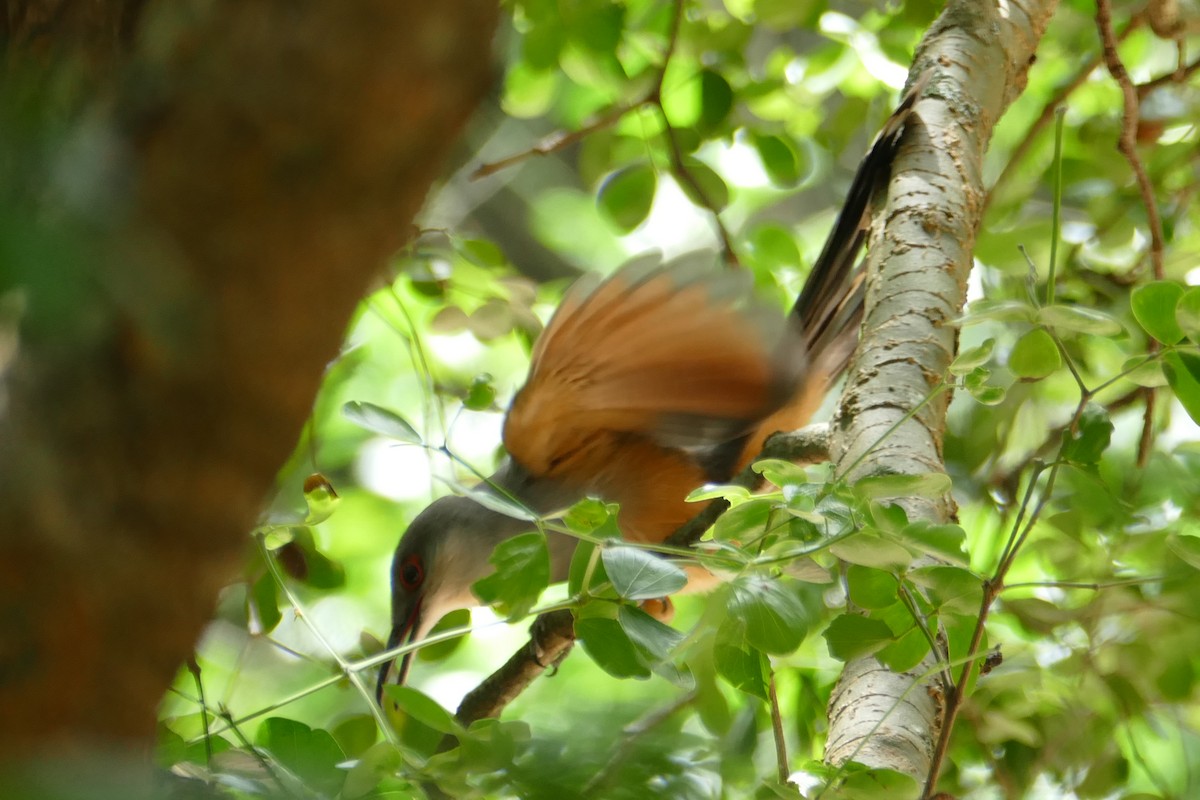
399,553 -> 424,590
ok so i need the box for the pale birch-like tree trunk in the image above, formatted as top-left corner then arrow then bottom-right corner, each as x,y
825,0 -> 1061,786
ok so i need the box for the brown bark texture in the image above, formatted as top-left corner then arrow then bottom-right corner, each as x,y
824,0 -> 1060,780
0,0 -> 497,756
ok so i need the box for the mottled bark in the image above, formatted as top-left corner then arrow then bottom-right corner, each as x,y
824,0 -> 1059,781
0,0 -> 497,756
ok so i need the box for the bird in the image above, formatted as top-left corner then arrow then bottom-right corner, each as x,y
376,73 -> 928,702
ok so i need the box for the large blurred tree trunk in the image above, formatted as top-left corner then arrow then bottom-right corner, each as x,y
0,0 -> 497,755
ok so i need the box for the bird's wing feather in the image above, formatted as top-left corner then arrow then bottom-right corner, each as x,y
504,256 -> 799,482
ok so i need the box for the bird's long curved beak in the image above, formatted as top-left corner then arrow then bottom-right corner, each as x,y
375,595 -> 423,705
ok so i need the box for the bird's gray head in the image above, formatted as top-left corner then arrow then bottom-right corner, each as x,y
375,494 -> 531,701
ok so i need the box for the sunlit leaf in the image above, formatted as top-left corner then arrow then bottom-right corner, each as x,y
1163,351 -> 1200,425
601,545 -> 687,600
472,531 -> 551,618
1009,327 -> 1061,380
846,565 -> 899,609
822,613 -> 896,661
1177,286 -> 1200,342
416,609 -> 472,662
576,611 -> 651,679
714,643 -> 768,699
908,565 -> 984,615
752,133 -> 801,185
1132,281 -> 1184,344
249,572 -> 281,633
342,401 -> 422,443
383,687 -> 461,735
726,576 -> 812,654
1061,402 -> 1114,466
678,157 -> 730,211
1037,304 -> 1124,336
948,338 -> 994,374
830,533 -> 912,571
877,625 -> 933,673
256,717 -> 347,795
854,472 -> 951,500
598,163 -> 657,232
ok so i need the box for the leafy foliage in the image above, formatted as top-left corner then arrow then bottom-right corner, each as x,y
156,1 -> 1200,798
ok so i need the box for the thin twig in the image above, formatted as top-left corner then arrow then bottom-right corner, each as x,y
652,0 -> 740,266
471,100 -> 651,179
767,667 -> 790,784
1095,0 -> 1165,279
1096,0 -> 1166,467
1137,55 -> 1200,97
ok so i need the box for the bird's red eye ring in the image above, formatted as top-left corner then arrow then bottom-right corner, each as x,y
399,553 -> 424,590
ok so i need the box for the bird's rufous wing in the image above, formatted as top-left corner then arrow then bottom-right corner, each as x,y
503,256 -> 800,499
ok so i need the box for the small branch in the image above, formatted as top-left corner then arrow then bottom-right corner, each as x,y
1096,0 -> 1166,468
651,0 -> 739,267
453,609 -> 576,726
1137,55 -> 1200,97
470,100 -> 650,179
767,667 -> 790,784
1095,0 -> 1165,279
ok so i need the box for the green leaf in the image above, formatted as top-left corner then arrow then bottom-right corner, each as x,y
601,545 -> 687,600
342,401 -> 422,443
752,133 -> 801,185
342,742 -> 404,800
1168,532 -> 1200,571
959,299 -> 1037,325
618,604 -> 685,662
854,472 -> 951,500
745,224 -> 801,271
383,686 -> 461,735
877,625 -> 933,673
839,767 -> 921,800
1177,286 -> 1200,342
822,613 -> 896,661
302,473 -> 340,524
699,69 -> 734,131
830,533 -> 912,571
896,521 -> 968,566
714,643 -> 768,699
1163,351 -> 1200,425
330,715 -> 379,759
576,612 -> 651,679
598,163 -> 657,232
846,565 -> 899,610
713,497 -> 774,540
454,237 -> 506,268
471,531 -> 551,618
1132,281 -> 1185,344
1009,328 -> 1061,380
256,717 -> 347,795
727,576 -> 812,654
1120,354 -> 1167,387
907,566 -> 984,614
416,608 -> 472,662
948,338 -> 994,374
1037,304 -> 1124,336
249,572 -> 282,633
464,373 -> 496,410
679,157 -> 730,211
1061,402 -> 1114,466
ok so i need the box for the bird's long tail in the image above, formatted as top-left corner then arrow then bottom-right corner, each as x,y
790,69 -> 930,375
